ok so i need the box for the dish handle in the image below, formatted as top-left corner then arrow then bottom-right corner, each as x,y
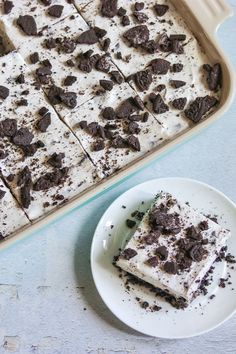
182,0 -> 233,36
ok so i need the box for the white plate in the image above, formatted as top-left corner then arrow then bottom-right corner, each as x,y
90,178 -> 236,338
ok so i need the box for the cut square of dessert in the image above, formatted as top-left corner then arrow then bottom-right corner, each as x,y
63,82 -> 167,176
17,13 -> 118,118
116,192 -> 231,308
0,0 -> 76,50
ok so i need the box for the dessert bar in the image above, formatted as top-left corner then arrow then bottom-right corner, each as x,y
116,192 -> 230,307
0,0 -> 76,50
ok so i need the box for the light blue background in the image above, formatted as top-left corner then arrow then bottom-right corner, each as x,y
0,2 -> 236,353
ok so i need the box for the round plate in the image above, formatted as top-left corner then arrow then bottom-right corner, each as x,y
90,178 -> 236,338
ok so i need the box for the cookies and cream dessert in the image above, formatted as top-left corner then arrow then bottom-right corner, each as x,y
0,0 -> 222,239
116,192 -> 230,307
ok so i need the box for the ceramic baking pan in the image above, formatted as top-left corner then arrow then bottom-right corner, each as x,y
0,0 -> 235,250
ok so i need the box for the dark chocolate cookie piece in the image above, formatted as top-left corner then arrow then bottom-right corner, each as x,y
163,261 -> 177,274
17,166 -> 32,187
0,118 -> 17,137
47,85 -> 63,105
149,93 -> 169,114
133,11 -> 148,24
171,97 -> 187,110
95,54 -> 111,73
170,80 -> 186,89
133,69 -> 152,92
116,98 -> 139,119
154,4 -> 169,17
0,189 -> 6,199
123,25 -> 150,47
126,219 -> 136,228
121,15 -> 130,27
92,139 -> 105,151
33,168 -> 68,191
112,135 -> 127,148
77,29 -> 99,45
0,85 -> 9,100
102,107 -> 116,120
17,15 -> 37,36
20,184 -> 31,209
48,153 -> 65,168
186,225 -> 202,240
127,135 -> 140,151
172,63 -> 183,73
143,231 -> 160,245
60,91 -> 77,108
150,58 -> 170,75
189,244 -> 205,262
156,246 -> 168,261
102,38 -> 111,51
3,0 -> 14,14
203,63 -> 222,91
110,70 -> 123,84
100,79 -> 114,91
12,128 -> 34,146
147,256 -> 159,267
121,248 -> 137,260
101,0 -> 118,18
126,121 -> 140,135
64,75 -> 77,86
41,0 -> 52,5
48,5 -> 64,18
185,95 -> 218,123
135,2 -> 144,11
36,113 -> 51,132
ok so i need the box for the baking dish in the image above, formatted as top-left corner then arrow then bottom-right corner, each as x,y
0,0 -> 235,250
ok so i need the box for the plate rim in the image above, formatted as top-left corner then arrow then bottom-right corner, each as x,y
90,177 -> 236,339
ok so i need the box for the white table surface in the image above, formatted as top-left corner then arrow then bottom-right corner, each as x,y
0,2 -> 236,353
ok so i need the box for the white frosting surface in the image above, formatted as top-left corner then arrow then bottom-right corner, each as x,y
117,192 -> 230,302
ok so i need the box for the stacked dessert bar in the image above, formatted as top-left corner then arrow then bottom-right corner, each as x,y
116,192 -> 230,307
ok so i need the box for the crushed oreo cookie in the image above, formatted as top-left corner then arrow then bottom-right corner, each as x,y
203,63 -> 222,91
17,15 -> 37,36
149,93 -> 169,114
101,0 -> 118,18
48,5 -> 64,18
123,25 -> 150,48
185,95 -> 218,123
